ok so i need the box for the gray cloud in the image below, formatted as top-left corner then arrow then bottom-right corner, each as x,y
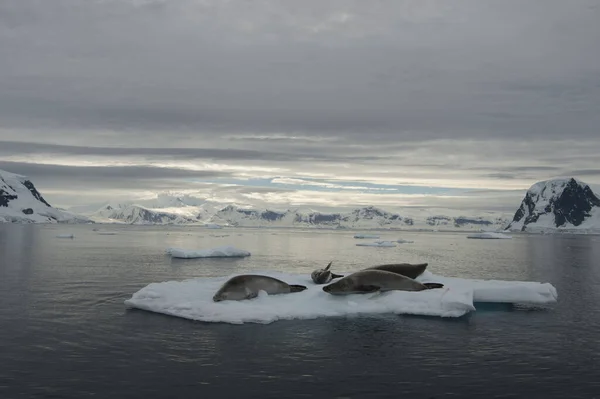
1,0 -> 599,141
0,161 -> 230,187
0,140 -> 392,163
1,0 -> 600,210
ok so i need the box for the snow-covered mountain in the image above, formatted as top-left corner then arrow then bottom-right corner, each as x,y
88,195 -> 221,225
506,177 -> 600,232
210,205 -> 509,230
92,204 -> 200,225
73,196 -> 510,230
0,169 -> 91,224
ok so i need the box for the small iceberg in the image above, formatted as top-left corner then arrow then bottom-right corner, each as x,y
166,245 -> 251,259
467,232 -> 512,239
356,240 -> 397,247
124,270 -> 557,325
56,234 -> 74,239
204,223 -> 223,229
354,234 -> 380,239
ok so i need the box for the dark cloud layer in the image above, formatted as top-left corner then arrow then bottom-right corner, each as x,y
1,0 -> 599,141
0,161 -> 230,186
0,140 -> 390,163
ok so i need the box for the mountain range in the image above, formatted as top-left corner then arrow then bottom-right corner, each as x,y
1,168 -> 599,233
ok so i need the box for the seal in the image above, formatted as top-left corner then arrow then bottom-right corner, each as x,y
213,274 -> 307,302
362,262 -> 428,279
322,269 -> 443,295
311,261 -> 344,284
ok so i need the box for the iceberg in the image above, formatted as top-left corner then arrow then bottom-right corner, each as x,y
124,271 -> 557,325
166,245 -> 251,259
466,232 -> 512,239
356,240 -> 397,247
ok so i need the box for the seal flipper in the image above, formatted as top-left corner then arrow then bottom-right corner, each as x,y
331,273 -> 344,279
324,261 -> 333,271
245,291 -> 259,300
289,284 -> 307,293
354,285 -> 380,293
423,283 -> 444,289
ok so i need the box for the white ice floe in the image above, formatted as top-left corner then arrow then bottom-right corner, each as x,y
416,271 -> 557,304
56,234 -> 74,238
354,234 -> 380,239
356,240 -> 397,247
124,271 -> 557,325
166,245 -> 251,259
466,232 -> 513,239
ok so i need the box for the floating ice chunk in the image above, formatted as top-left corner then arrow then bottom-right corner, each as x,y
204,223 -> 222,229
467,232 -> 513,239
396,238 -> 415,243
356,240 -> 397,247
354,234 -> 380,239
56,234 -> 74,238
416,271 -> 557,304
124,271 -> 476,324
166,245 -> 251,259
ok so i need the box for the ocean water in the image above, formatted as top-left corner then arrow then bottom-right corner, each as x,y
1,224 -> 599,399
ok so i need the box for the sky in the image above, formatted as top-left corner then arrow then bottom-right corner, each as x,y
1,0 -> 599,214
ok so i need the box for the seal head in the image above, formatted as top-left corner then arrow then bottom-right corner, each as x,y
311,261 -> 344,285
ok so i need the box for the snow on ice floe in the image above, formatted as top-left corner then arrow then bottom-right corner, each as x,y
467,232 -> 513,239
356,240 -> 397,247
354,234 -> 380,239
416,271 -> 557,304
56,234 -> 74,238
124,271 -> 557,325
166,245 -> 251,259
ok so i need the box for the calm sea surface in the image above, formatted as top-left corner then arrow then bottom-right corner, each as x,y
1,224 -> 599,398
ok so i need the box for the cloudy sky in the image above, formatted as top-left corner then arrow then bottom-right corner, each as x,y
1,0 -> 599,214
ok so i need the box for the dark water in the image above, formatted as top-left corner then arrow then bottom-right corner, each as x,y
1,224 -> 599,398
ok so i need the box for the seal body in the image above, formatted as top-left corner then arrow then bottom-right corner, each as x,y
363,263 -> 428,279
213,274 -> 307,302
322,270 -> 443,295
311,261 -> 344,284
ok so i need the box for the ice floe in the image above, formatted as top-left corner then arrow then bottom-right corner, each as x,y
166,245 -> 251,259
467,232 -> 513,239
124,270 -> 557,325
